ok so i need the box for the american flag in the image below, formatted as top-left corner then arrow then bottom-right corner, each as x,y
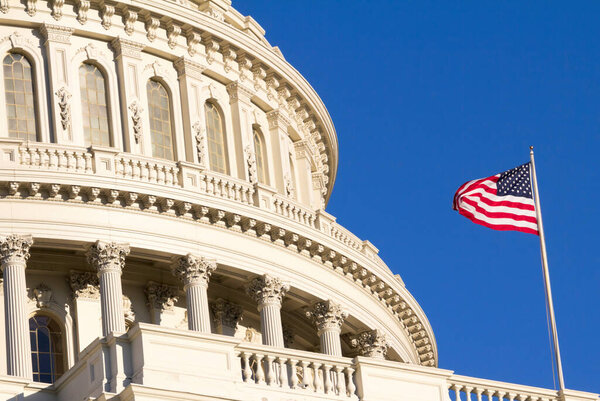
453,162 -> 539,235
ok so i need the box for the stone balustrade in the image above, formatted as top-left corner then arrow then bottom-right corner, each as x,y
237,343 -> 357,398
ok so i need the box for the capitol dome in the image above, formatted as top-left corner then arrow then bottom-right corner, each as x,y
0,1 -> 597,401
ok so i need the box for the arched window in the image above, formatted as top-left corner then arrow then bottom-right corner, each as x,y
3,53 -> 37,141
253,128 -> 268,185
29,314 -> 64,384
288,154 -> 298,200
79,63 -> 111,147
204,102 -> 228,174
146,80 -> 174,160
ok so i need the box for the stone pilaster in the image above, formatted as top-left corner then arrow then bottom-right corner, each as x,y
87,241 -> 130,336
226,81 -> 255,180
0,234 -> 33,378
306,299 -> 347,357
210,298 -> 242,336
172,254 -> 216,332
246,274 -> 289,348
350,329 -> 390,359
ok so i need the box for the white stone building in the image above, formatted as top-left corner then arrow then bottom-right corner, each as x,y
0,0 -> 596,400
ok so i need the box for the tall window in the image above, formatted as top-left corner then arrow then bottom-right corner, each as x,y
288,154 -> 298,200
147,80 -> 174,160
3,53 -> 37,141
253,128 -> 267,184
204,102 -> 228,174
79,63 -> 110,147
29,315 -> 64,384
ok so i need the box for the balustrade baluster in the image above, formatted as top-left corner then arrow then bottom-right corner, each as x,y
323,364 -> 333,394
278,357 -> 287,387
484,389 -> 495,401
166,167 -> 173,185
58,151 -> 67,169
507,393 -> 516,401
475,388 -> 483,401
84,153 -> 92,172
301,360 -> 311,390
241,352 -> 252,383
334,366 -> 345,396
312,362 -> 323,393
67,152 -> 75,170
33,149 -> 41,167
132,161 -> 140,179
454,385 -> 462,401
465,386 -> 473,401
345,367 -> 356,396
265,355 -> 276,386
254,353 -> 265,384
41,149 -> 49,168
288,359 -> 299,389
49,150 -> 57,169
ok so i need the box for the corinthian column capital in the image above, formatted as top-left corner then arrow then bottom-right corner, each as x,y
87,241 -> 130,274
350,329 -> 390,359
172,253 -> 217,287
0,234 -> 33,267
306,299 -> 347,334
246,274 -> 290,307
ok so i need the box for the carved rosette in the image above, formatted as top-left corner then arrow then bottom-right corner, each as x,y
86,241 -> 130,274
350,329 -> 390,359
145,282 -> 178,311
0,234 -> 33,266
246,274 -> 290,307
172,253 -> 217,287
211,298 -> 243,328
69,271 -> 100,299
306,299 -> 347,334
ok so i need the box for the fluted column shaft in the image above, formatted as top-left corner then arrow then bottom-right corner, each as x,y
1,234 -> 33,378
319,328 -> 342,357
259,302 -> 285,348
173,254 -> 216,333
87,241 -> 130,336
246,274 -> 289,348
306,299 -> 347,357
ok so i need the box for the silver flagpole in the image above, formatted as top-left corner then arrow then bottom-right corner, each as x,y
529,146 -> 566,392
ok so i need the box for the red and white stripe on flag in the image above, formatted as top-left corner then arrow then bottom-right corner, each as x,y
453,171 -> 539,235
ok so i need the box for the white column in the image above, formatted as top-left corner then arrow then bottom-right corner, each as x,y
0,234 -> 33,378
350,329 -> 390,359
246,274 -> 289,348
87,241 -> 130,336
172,254 -> 216,332
306,299 -> 347,357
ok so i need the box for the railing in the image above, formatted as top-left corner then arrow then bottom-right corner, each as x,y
273,194 -> 317,228
18,142 -> 93,173
199,170 -> 254,205
449,375 -> 560,401
330,222 -> 363,252
237,344 -> 357,398
115,154 -> 180,186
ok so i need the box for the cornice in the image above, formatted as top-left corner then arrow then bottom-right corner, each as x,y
0,179 -> 436,367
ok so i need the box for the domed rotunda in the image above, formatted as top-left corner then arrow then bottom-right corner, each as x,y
0,1 -> 597,401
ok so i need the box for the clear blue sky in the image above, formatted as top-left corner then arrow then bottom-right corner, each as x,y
235,1 -> 600,393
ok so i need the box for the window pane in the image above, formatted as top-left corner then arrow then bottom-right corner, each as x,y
29,315 -> 64,384
146,80 -> 174,160
79,64 -> 111,147
205,102 -> 228,174
3,53 -> 37,141
253,129 -> 267,185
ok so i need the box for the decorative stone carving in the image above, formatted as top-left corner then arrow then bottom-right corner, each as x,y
192,122 -> 206,165
26,0 -> 36,16
0,234 -> 33,265
244,145 -> 257,184
306,300 -> 347,334
173,56 -> 205,80
350,329 -> 390,359
55,87 -> 71,130
123,9 -> 138,36
145,17 -> 160,42
39,24 -> 74,44
221,44 -> 236,73
123,294 -> 135,322
110,37 -> 144,59
51,0 -> 64,20
172,253 -> 216,287
246,274 -> 289,307
145,282 -> 178,311
284,173 -> 295,198
186,31 -> 201,56
201,33 -> 219,64
69,271 -> 100,299
76,0 -> 90,24
252,64 -> 267,91
167,23 -> 181,49
0,0 -> 8,13
87,241 -> 130,274
211,298 -> 242,329
101,4 -> 114,29
32,284 -> 52,308
128,101 -> 143,143
236,51 -> 253,83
